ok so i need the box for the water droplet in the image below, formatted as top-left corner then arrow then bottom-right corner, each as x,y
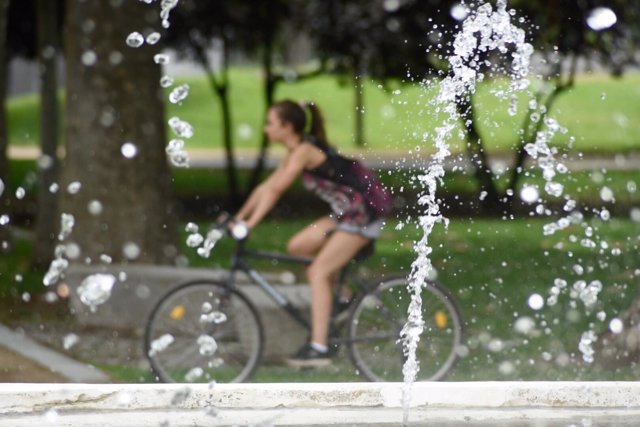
82,50 -> 98,66
527,293 -> 544,310
123,242 -> 141,260
38,154 -> 54,170
519,185 -> 539,204
544,181 -> 563,197
197,334 -> 218,356
186,233 -> 204,247
63,333 -> 80,350
498,360 -> 515,375
109,51 -> 124,65
169,84 -> 190,104
160,75 -> 174,88
450,3 -> 469,21
587,7 -> 617,31
154,53 -> 170,65
0,178 -> 4,197
126,32 -> 144,48
58,213 -> 75,241
168,117 -> 194,138
65,242 -> 81,260
0,215 -> 9,226
146,32 -> 161,45
15,187 -> 26,200
200,311 -> 227,324
87,200 -> 103,216
609,318 -> 623,334
67,181 -> 82,194
121,142 -> 138,158
237,124 -> 253,140
599,186 -> 614,203
185,367 -> 204,382
149,334 -> 174,357
513,316 -> 535,335
77,274 -> 116,311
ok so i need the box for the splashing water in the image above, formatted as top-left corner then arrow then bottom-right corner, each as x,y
197,334 -> 218,356
126,32 -> 144,48
77,273 -> 116,312
149,333 -> 175,357
169,84 -> 190,104
402,1 -> 532,422
43,214 -> 76,286
168,117 -> 194,139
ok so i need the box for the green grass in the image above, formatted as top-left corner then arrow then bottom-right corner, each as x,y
3,214 -> 639,382
7,69 -> 640,155
167,216 -> 640,382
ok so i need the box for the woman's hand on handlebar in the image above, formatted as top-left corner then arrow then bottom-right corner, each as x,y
216,211 -> 250,241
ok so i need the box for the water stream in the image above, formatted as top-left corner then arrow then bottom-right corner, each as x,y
401,0 -> 533,423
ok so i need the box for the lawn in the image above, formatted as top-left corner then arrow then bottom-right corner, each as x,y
92,216 -> 640,382
2,212 -> 638,382
7,69 -> 640,156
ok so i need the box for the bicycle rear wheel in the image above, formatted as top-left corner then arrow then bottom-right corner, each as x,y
145,280 -> 263,383
348,275 -> 463,382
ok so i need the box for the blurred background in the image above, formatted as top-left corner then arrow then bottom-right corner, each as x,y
0,0 -> 639,383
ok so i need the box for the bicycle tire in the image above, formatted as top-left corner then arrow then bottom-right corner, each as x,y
144,280 -> 264,383
347,275 -> 463,382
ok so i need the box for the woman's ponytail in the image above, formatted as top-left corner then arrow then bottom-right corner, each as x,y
271,99 -> 331,150
301,101 -> 329,150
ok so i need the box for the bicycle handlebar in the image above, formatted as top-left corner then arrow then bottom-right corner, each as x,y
193,212 -> 249,259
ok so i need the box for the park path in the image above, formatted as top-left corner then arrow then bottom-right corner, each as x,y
8,145 -> 640,171
0,323 -> 110,383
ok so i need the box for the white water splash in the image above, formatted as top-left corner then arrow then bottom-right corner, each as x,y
77,273 -> 116,312
402,1 -> 532,422
149,333 -> 175,357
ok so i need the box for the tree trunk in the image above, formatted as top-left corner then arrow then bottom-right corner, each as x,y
31,0 -> 60,269
353,71 -> 365,147
195,44 -> 240,208
248,39 -> 278,193
0,0 -> 10,253
506,56 -> 577,211
61,0 -> 177,265
456,95 -> 505,215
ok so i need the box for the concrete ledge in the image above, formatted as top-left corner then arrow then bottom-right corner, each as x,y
65,264 -> 310,359
2,382 -> 640,413
0,324 -> 109,383
2,382 -> 640,426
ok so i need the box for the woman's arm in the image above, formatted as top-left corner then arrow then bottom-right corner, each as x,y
238,146 -> 313,229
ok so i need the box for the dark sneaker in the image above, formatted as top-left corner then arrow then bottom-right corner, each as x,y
285,344 -> 332,368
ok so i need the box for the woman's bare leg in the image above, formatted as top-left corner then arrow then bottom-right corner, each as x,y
287,216 -> 335,257
306,231 -> 370,347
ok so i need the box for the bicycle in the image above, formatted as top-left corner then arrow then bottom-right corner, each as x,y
144,214 -> 464,383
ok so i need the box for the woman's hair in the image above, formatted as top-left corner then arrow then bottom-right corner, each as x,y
271,99 -> 330,150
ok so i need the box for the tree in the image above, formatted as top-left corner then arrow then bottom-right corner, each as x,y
0,0 -> 9,253
164,0 -> 243,207
60,0 -> 177,265
31,0 -> 63,269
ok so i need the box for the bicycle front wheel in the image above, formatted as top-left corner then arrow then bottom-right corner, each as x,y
145,281 -> 263,383
348,275 -> 463,382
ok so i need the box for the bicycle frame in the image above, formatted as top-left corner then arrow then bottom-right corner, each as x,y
223,237 -> 355,333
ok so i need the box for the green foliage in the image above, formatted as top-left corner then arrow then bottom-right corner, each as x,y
7,70 -> 640,155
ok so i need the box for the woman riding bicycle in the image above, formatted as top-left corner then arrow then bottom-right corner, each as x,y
234,99 -> 391,367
